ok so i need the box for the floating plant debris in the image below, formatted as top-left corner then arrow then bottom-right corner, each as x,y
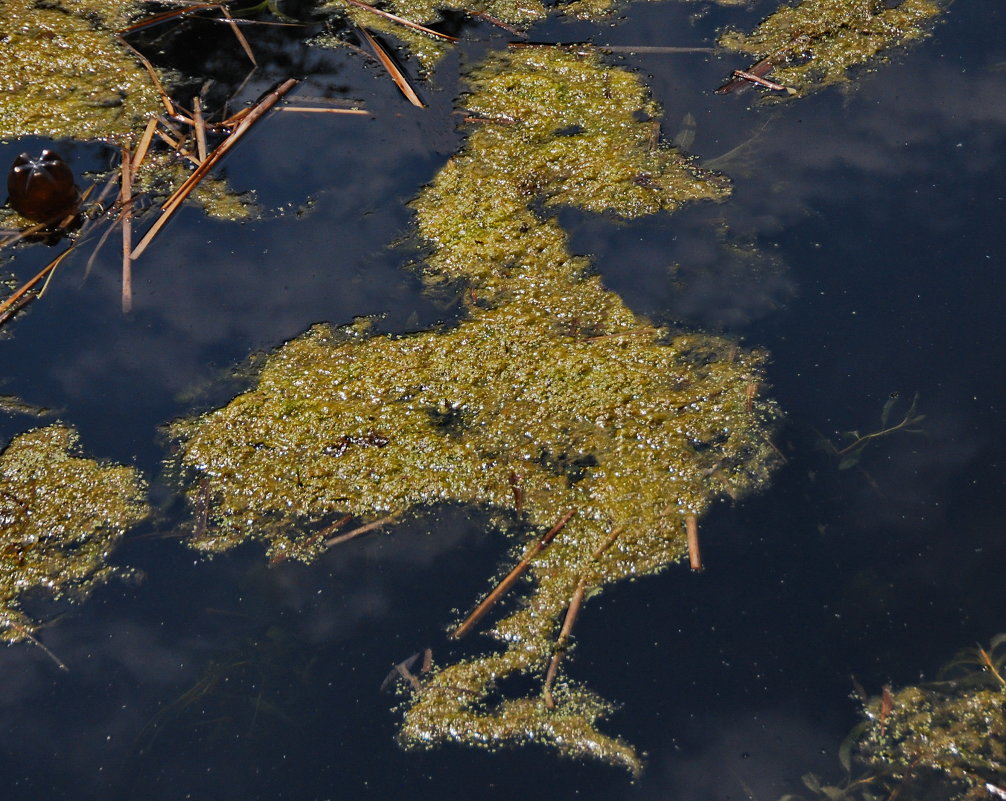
413,46 -> 729,299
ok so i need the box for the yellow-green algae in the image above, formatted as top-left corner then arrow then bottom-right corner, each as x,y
854,683 -> 1006,801
171,292 -> 776,772
561,0 -> 747,23
0,0 -> 162,140
718,0 -> 943,96
171,46 -> 776,771
413,47 -> 729,299
794,639 -> 1006,801
0,425 -> 149,643
132,151 -> 261,221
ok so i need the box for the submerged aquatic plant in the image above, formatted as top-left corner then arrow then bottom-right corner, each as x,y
171,46 -> 777,772
855,680 -> 1006,799
0,425 -> 149,655
823,392 -> 925,472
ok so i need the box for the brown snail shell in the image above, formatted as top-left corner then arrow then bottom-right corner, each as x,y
7,149 -> 79,224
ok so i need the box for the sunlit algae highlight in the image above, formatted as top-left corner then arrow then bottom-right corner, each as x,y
170,47 -> 779,773
718,0 -> 943,95
0,0 -> 162,140
0,425 -> 149,644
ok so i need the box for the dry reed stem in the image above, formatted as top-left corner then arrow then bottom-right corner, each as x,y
219,4 -> 257,65
80,174 -> 128,280
357,27 -> 426,108
120,145 -> 134,313
343,0 -> 458,41
979,647 -> 1006,687
122,2 -> 218,32
132,117 -> 159,171
2,619 -> 68,671
83,210 -> 123,280
0,247 -> 76,327
686,514 -> 701,571
123,0 -> 258,66
117,35 -> 182,118
450,509 -> 576,639
466,10 -> 525,36
131,78 -> 298,260
270,513 -> 353,564
157,114 -> 188,140
0,220 -> 50,248
153,126 -> 197,164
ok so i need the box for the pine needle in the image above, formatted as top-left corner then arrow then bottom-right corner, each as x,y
357,27 -> 425,108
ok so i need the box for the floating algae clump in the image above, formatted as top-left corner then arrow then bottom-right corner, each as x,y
0,0 -> 162,140
316,0 -> 546,70
0,425 -> 149,643
718,0 -> 943,95
414,46 -> 729,297
170,46 -> 775,771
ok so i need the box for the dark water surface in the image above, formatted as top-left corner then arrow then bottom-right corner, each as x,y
2,2 -> 1005,799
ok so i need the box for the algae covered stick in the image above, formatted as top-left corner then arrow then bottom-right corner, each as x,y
543,582 -> 586,709
451,509 -> 576,639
